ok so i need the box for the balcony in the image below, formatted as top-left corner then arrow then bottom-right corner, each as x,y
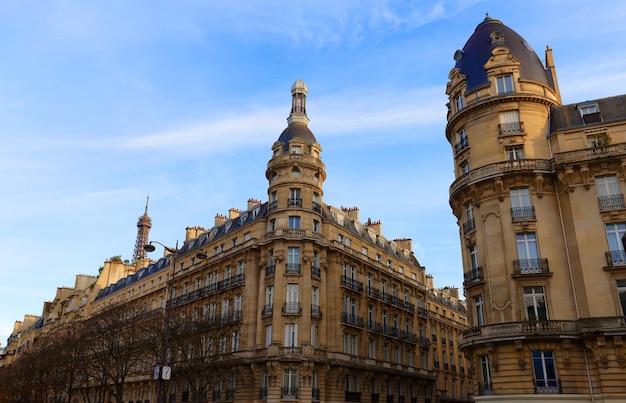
312,265 -> 321,279
345,391 -> 362,402
606,250 -> 626,267
535,379 -> 561,394
342,312 -> 365,328
498,121 -> 524,136
454,138 -> 469,155
281,388 -> 298,399
554,142 -> 626,164
367,286 -> 381,298
282,302 -> 302,315
268,200 -> 277,211
462,218 -> 475,235
266,264 -> 275,277
450,159 -> 552,197
417,307 -> 429,318
511,206 -> 536,221
463,267 -> 483,287
478,382 -> 493,396
285,263 -> 301,275
313,201 -> 321,212
512,258 -> 550,276
460,320 -> 579,347
342,275 -> 364,292
261,304 -> 273,317
311,304 -> 322,318
288,198 -> 302,207
598,194 -> 625,211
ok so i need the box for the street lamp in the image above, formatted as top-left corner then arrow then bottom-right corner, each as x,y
144,240 -> 207,403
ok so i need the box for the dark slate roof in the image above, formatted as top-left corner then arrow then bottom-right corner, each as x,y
455,16 -> 550,92
277,122 -> 317,150
550,94 -> 626,134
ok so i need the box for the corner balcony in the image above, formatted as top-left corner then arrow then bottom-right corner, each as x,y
462,218 -> 475,235
460,320 -> 579,347
498,121 -> 524,136
463,267 -> 483,287
450,159 -> 552,198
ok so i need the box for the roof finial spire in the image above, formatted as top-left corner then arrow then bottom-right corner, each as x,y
287,79 -> 310,126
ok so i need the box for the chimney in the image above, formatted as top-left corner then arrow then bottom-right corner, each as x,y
364,218 -> 382,235
229,208 -> 242,220
425,274 -> 434,289
341,206 -> 359,221
186,226 -> 205,241
215,214 -> 227,227
394,238 -> 413,252
248,198 -> 262,210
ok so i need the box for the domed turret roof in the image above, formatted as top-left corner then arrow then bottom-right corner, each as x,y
277,122 -> 317,147
455,15 -> 550,92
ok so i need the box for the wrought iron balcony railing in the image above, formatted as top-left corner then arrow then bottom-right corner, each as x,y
462,218 -> 475,234
511,206 -> 536,221
282,302 -> 302,315
463,267 -> 483,286
288,198 -> 302,207
342,275 -> 364,292
454,138 -> 469,155
512,258 -> 549,275
606,250 -> 626,267
598,194 -> 625,211
285,263 -> 301,274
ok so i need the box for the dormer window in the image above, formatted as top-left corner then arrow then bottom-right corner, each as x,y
291,145 -> 303,154
455,94 -> 464,112
578,102 -> 602,124
496,75 -> 514,94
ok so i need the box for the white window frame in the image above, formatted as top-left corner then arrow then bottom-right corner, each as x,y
524,286 -> 548,321
496,75 -> 514,94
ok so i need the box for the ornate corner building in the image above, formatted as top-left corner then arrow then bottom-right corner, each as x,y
1,80 -> 470,403
447,15 -> 626,402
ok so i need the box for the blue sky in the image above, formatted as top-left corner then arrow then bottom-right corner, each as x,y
2,0 -> 626,345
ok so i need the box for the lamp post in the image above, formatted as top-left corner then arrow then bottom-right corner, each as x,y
144,240 -> 208,403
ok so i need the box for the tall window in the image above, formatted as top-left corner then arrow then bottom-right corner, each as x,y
343,334 -> 358,355
606,223 -> 626,265
617,280 -> 626,315
282,370 -> 298,399
469,245 -> 479,271
510,188 -> 534,220
454,129 -> 468,154
480,355 -> 492,395
524,286 -> 547,321
596,175 -> 624,210
287,247 -> 300,273
311,325 -> 318,347
288,216 -> 301,229
455,94 -> 464,112
284,323 -> 298,347
285,284 -> 300,313
496,75 -> 514,94
289,188 -> 301,207
532,351 -> 558,393
499,110 -> 522,135
463,202 -> 475,234
313,192 -> 321,212
474,295 -> 484,326
516,233 -> 541,273
369,339 -> 377,359
460,160 -> 470,175
265,325 -> 272,347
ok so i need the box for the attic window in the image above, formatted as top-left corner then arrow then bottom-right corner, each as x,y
454,49 -> 464,62
291,145 -> 303,154
490,31 -> 505,45
578,103 -> 602,124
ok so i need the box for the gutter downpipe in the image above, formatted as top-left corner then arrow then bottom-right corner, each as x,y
547,116 -> 596,403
